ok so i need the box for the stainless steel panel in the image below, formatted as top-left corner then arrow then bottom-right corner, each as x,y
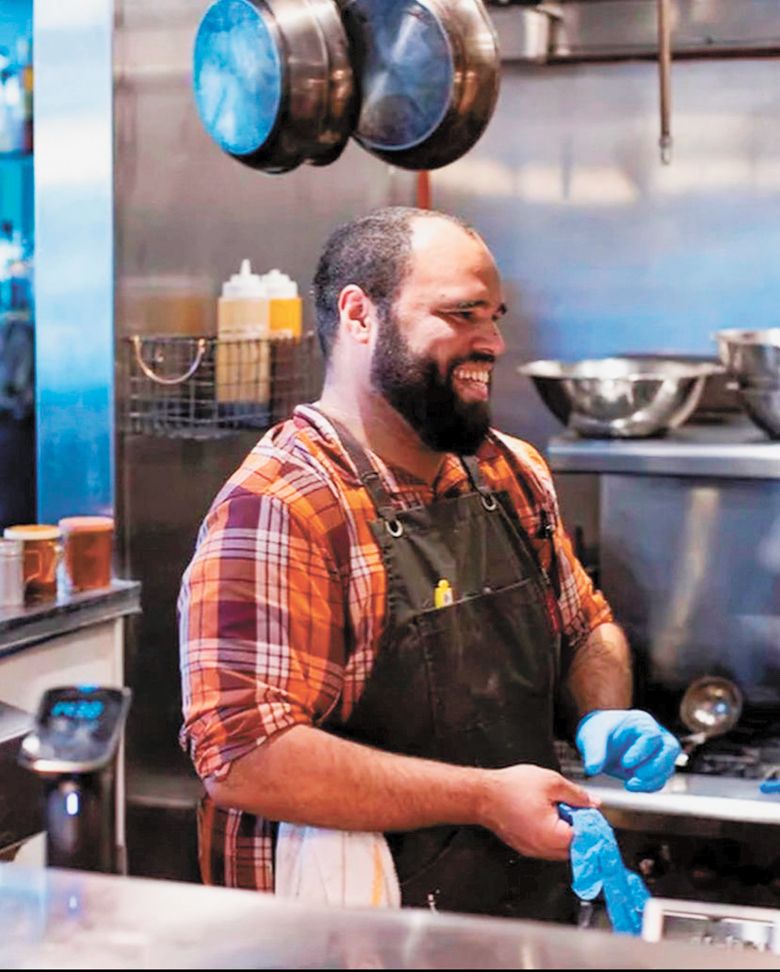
599,474 -> 780,715
491,1 -> 780,61
34,0 -> 115,523
432,57 -> 780,449
555,0 -> 780,60
4,862 -> 780,969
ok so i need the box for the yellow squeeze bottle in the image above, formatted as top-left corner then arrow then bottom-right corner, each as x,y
263,269 -> 302,339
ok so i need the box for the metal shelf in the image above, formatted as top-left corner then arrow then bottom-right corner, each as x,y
547,420 -> 780,479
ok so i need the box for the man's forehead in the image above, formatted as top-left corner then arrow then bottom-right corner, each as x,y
404,218 -> 503,298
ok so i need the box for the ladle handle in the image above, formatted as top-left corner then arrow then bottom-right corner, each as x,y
674,731 -> 707,768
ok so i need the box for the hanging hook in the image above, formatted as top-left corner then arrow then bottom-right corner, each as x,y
658,0 -> 673,165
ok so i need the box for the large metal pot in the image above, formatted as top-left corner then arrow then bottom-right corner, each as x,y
193,0 -> 356,173
338,0 -> 500,171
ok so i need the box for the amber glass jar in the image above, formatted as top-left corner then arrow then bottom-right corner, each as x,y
58,516 -> 114,592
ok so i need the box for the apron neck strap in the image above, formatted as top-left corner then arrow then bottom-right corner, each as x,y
313,408 -> 399,521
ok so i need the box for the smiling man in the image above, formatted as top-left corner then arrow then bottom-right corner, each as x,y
178,207 -> 680,922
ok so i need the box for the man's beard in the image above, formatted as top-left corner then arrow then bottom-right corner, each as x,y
370,312 -> 493,455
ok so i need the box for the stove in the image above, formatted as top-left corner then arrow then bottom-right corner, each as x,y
685,738 -> 780,781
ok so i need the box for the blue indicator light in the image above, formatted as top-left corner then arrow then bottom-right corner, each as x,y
51,699 -> 105,721
65,791 -> 80,817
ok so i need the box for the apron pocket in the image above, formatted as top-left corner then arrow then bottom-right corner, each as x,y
416,578 -> 556,742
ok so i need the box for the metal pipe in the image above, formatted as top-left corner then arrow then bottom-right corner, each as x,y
658,0 -> 673,164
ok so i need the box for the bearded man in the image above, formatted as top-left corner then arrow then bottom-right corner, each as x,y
178,207 -> 679,922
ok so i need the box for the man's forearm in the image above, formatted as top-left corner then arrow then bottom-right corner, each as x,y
207,723 -> 485,831
206,722 -> 597,861
565,621 -> 632,718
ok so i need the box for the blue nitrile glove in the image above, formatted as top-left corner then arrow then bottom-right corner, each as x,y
575,709 -> 681,792
558,803 -> 651,936
760,773 -> 780,794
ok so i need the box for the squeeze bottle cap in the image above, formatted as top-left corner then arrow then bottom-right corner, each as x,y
222,259 -> 267,299
262,268 -> 298,299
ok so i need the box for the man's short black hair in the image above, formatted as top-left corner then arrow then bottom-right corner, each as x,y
312,206 -> 477,363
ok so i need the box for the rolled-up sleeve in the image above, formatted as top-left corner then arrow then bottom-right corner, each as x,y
178,489 -> 346,781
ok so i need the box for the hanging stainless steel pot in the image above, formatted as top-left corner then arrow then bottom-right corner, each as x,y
338,0 -> 500,171
193,0 -> 356,173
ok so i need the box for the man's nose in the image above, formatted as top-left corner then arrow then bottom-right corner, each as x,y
475,317 -> 506,358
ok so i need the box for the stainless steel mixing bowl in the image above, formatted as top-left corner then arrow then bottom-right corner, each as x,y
517,357 -> 722,438
737,386 -> 780,439
714,328 -> 780,385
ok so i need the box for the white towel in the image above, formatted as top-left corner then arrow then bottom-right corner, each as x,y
274,825 -> 401,908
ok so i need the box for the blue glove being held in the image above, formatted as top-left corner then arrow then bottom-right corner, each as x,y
559,803 -> 651,936
575,709 -> 681,793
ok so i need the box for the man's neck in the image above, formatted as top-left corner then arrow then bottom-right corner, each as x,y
317,385 -> 446,486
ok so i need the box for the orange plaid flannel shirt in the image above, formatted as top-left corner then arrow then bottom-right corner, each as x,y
178,404 -> 613,890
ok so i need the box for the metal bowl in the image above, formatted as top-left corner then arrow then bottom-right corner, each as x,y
517,357 -> 722,438
714,329 -> 780,386
737,386 -> 780,439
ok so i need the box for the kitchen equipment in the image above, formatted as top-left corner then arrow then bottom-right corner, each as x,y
518,357 -> 721,438
0,537 -> 24,608
216,259 -> 271,408
642,897 -> 780,954
122,333 -> 318,439
18,685 -> 131,873
337,0 -> 500,170
737,386 -> 780,439
714,328 -> 780,386
0,701 -> 41,861
657,0 -> 673,165
713,329 -> 780,438
676,676 -> 743,767
58,516 -> 115,593
193,0 -> 356,173
3,524 -> 62,601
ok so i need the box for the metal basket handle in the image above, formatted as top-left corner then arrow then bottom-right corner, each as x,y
131,336 -> 207,386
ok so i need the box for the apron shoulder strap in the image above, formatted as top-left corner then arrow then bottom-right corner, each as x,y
310,407 -> 399,523
460,454 -> 499,512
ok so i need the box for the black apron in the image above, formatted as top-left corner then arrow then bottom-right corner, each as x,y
325,421 -> 575,922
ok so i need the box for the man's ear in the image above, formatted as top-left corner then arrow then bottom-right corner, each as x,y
338,285 -> 373,346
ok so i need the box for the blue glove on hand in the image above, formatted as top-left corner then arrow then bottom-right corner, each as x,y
558,803 -> 650,936
575,709 -> 681,792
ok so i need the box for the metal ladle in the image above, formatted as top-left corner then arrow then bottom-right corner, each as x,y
675,675 -> 744,768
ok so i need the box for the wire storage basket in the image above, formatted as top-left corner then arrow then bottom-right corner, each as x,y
121,333 -> 319,439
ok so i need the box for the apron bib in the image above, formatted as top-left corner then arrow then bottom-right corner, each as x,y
325,419 -> 575,921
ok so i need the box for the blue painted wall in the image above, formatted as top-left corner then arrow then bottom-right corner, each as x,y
0,0 -> 31,52
0,0 -> 32,241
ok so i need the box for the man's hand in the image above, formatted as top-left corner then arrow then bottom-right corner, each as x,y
477,765 -> 598,860
575,709 -> 681,792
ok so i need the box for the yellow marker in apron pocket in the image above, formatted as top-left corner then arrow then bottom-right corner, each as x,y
434,579 -> 454,608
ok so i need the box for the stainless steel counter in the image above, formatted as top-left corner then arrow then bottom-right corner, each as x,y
1,863 -> 779,969
547,420 -> 780,479
0,580 -> 141,660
